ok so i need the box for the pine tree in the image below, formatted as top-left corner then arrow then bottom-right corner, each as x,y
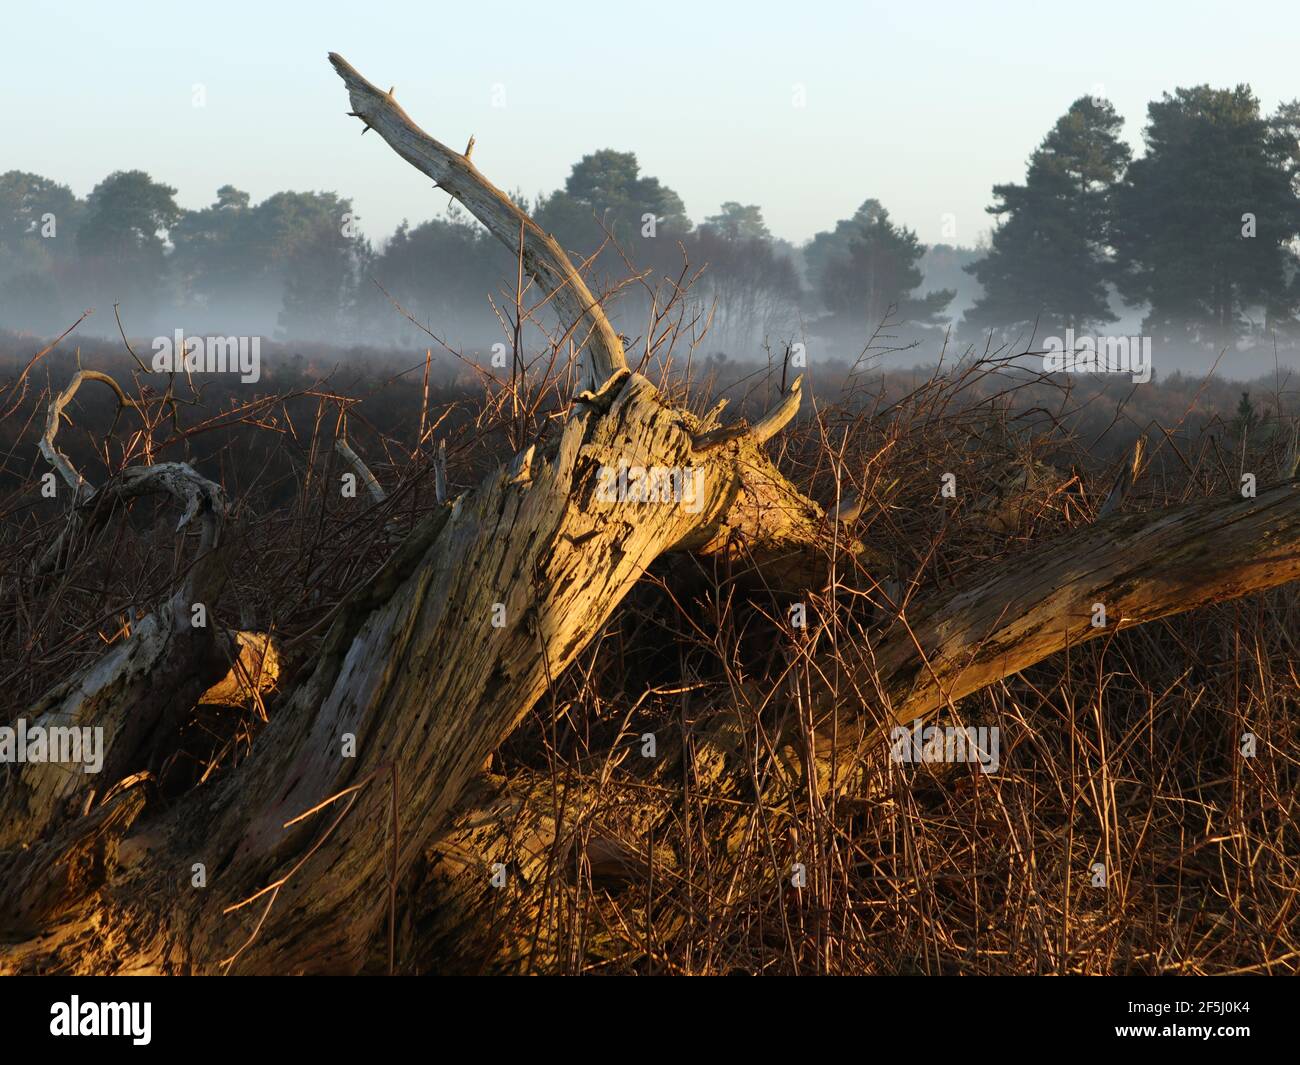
805,198 -> 954,341
1111,86 -> 1300,347
963,97 -> 1130,339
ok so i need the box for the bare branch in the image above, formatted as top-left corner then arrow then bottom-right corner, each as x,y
334,421 -> 386,504
328,52 -> 628,389
749,374 -> 803,445
870,478 -> 1300,724
39,369 -> 139,497
34,368 -> 229,581
691,374 -> 803,451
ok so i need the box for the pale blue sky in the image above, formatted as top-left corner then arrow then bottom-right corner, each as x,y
7,0 -> 1295,248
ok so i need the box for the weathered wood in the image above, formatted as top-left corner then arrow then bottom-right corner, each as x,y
5,383 -> 235,850
9,54 -> 1300,978
0,366 -> 829,972
328,52 -> 627,390
870,478 -> 1300,723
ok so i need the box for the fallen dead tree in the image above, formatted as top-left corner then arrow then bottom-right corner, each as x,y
2,54 -> 1299,975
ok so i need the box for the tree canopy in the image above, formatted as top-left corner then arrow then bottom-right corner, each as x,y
1111,86 -> 1300,346
963,96 -> 1131,338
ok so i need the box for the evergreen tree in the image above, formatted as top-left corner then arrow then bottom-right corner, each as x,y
0,171 -> 85,333
0,170 -> 83,269
805,198 -> 953,340
364,204 -> 514,344
535,149 -> 689,264
963,96 -> 1130,338
1111,86 -> 1300,347
701,202 -> 770,241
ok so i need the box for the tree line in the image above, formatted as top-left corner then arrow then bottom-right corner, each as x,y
967,88 -> 1300,348
2,82 -> 1298,355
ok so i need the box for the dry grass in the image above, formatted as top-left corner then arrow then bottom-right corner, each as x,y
1,270 -> 1297,975
423,334 -> 1300,975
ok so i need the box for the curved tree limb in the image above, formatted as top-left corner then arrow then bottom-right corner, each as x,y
749,374 -> 804,446
692,376 -> 804,452
866,477 -> 1300,723
328,52 -> 628,390
35,368 -> 228,579
39,369 -> 138,498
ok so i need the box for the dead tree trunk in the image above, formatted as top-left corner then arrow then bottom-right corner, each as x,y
4,54 -> 1300,975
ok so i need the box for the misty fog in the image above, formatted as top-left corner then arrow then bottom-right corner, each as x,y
4,86 -> 1300,385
